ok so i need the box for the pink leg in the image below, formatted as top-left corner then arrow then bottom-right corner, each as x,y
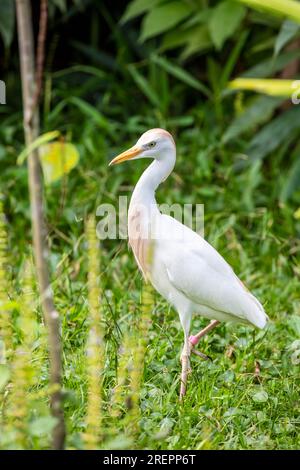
179,353 -> 189,400
189,320 -> 220,358
179,320 -> 220,400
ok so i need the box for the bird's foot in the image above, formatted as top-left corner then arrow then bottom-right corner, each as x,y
187,320 -> 220,363
189,336 -> 211,361
190,347 -> 212,361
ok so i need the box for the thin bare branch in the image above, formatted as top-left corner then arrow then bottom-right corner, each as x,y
30,0 -> 48,123
15,0 -> 65,450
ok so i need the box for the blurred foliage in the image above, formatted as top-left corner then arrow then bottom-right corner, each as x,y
39,141 -> 80,184
122,0 -> 300,57
0,0 -> 300,450
1,0 -> 299,202
121,0 -> 300,196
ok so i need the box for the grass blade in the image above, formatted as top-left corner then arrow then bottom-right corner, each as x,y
222,95 -> 283,143
151,54 -> 211,97
245,105 -> 300,162
127,64 -> 161,108
17,131 -> 60,165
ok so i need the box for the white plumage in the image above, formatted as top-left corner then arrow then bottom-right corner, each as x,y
110,128 -> 268,398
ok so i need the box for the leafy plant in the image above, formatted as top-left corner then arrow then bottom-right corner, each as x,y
122,0 -> 249,59
122,0 -> 300,200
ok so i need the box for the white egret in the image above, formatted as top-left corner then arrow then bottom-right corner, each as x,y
109,128 -> 268,399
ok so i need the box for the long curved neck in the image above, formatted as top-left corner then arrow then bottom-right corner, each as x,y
131,153 -> 176,208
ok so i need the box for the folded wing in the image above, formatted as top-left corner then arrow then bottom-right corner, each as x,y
159,215 -> 267,328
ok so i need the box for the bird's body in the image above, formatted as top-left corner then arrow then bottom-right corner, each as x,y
110,128 -> 268,398
130,206 -> 266,327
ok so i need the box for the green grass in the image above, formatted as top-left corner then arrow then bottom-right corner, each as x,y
57,202 -> 300,450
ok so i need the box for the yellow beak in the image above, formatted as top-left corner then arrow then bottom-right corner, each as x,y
109,146 -> 142,166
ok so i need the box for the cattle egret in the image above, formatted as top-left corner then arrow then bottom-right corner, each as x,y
109,128 -> 268,399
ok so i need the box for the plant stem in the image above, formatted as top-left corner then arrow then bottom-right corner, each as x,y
84,216 -> 104,449
15,0 -> 65,450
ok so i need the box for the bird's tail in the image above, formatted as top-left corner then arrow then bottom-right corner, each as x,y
245,292 -> 268,329
235,275 -> 268,329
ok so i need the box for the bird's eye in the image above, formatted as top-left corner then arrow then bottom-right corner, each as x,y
148,141 -> 156,148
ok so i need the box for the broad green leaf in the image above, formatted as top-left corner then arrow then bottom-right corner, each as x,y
0,300 -> 20,310
162,24 -> 212,59
182,8 -> 213,29
208,1 -> 246,50
162,26 -> 200,51
180,25 -> 213,60
222,95 -> 283,143
220,370 -> 235,383
252,390 -> 269,403
121,0 -> 164,23
151,55 -> 211,96
228,78 -> 296,96
127,65 -> 161,108
0,0 -> 15,47
245,105 -> 300,162
28,416 -> 58,437
274,20 -> 300,56
39,142 -> 80,184
0,364 -> 10,392
224,407 -> 242,417
236,0 -> 300,25
294,207 -> 300,219
17,131 -> 60,165
288,339 -> 300,351
104,435 -> 134,450
140,1 -> 193,42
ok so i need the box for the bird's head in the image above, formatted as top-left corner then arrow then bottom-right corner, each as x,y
109,128 -> 175,166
